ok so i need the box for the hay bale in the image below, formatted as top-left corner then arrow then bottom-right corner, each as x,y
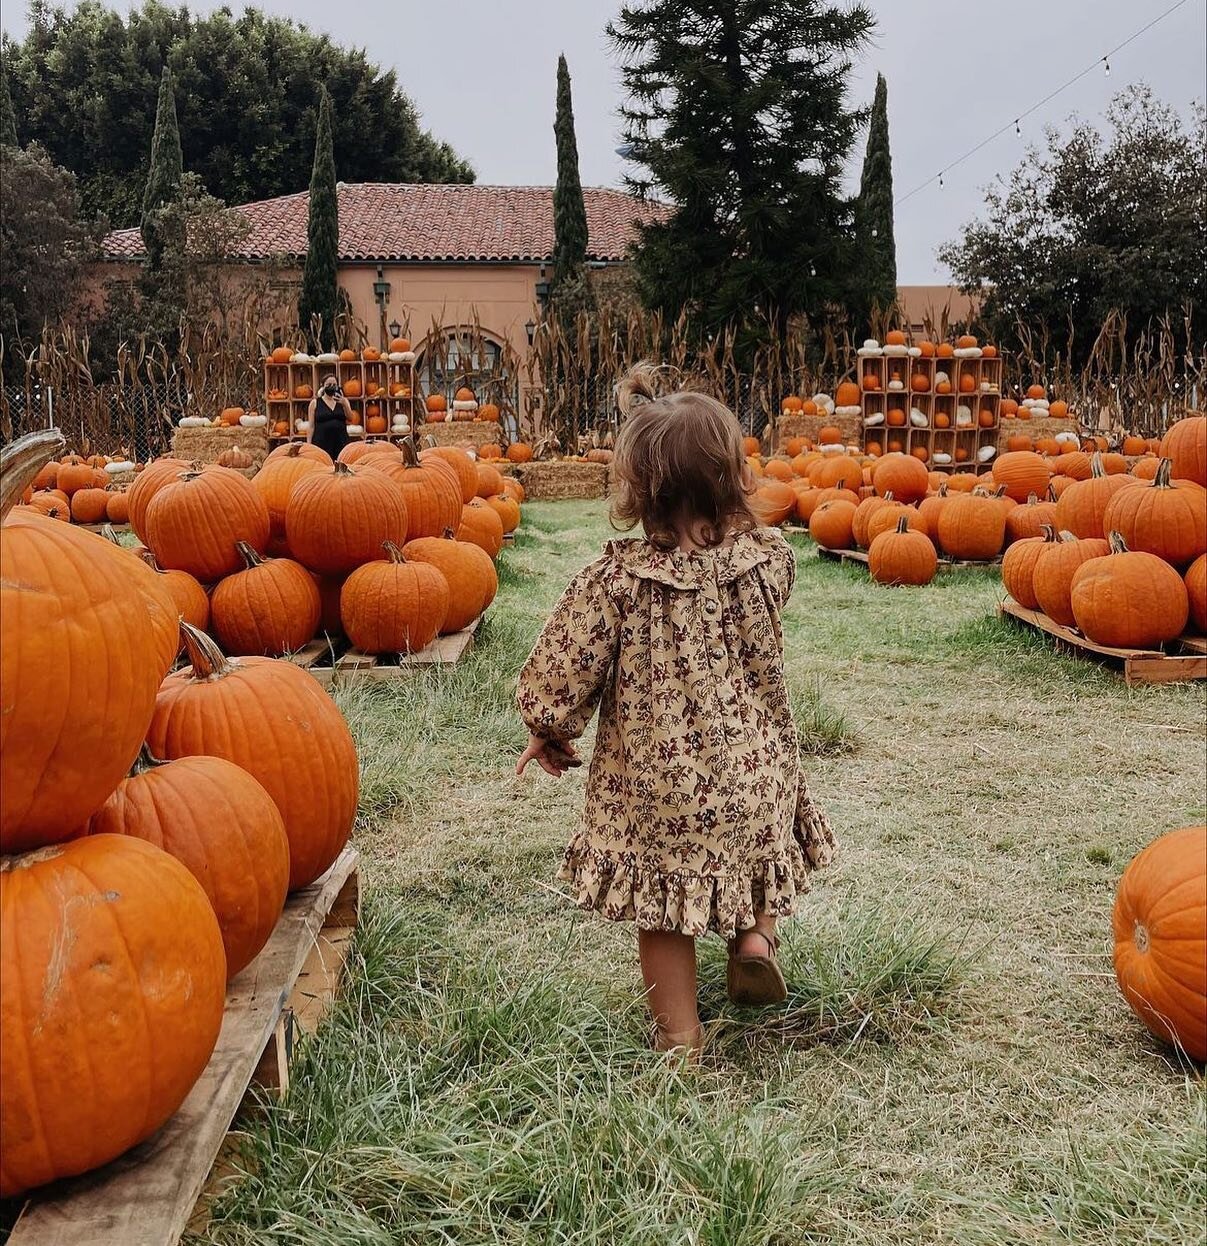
775,412 -> 861,452
997,416 -> 1077,446
506,460 -> 609,501
171,425 -> 269,474
420,422 -> 504,449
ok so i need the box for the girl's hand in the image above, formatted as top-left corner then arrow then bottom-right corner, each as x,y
516,734 -> 581,778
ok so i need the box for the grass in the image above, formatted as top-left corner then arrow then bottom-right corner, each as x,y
189,501 -> 1205,1246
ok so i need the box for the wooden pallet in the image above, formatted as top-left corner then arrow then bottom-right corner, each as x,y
288,616 -> 481,688
818,546 -> 1001,572
77,522 -> 132,535
6,848 -> 361,1246
999,601 -> 1207,686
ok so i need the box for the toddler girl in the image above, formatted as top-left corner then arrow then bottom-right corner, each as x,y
516,365 -> 834,1054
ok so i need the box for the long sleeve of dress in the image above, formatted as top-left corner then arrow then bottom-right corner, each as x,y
517,557 -> 622,743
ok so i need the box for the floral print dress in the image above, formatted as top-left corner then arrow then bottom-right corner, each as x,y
517,527 -> 834,938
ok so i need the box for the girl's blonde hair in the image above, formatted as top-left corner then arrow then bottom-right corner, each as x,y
610,363 -> 758,551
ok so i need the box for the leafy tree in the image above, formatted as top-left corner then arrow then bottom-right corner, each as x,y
854,72 -> 896,327
0,143 -> 98,342
550,54 -> 594,321
0,54 -> 17,147
609,0 -> 874,356
4,2 -> 474,226
298,87 -> 340,351
140,66 -> 184,272
940,86 -> 1207,367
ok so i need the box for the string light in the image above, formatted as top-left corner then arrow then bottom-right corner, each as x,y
894,0 -> 1190,207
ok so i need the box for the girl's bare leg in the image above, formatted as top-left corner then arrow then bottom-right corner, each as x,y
637,929 -> 703,1052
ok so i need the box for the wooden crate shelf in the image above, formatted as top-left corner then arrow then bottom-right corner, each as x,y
6,848 -> 361,1246
265,357 -> 423,442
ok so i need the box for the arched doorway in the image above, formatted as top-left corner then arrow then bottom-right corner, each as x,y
415,325 -> 518,437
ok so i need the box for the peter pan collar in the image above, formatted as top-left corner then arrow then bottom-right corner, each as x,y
604,529 -> 777,590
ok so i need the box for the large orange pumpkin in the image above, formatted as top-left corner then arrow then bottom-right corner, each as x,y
86,749 -> 289,978
0,835 -> 226,1196
1158,415 -> 1206,487
210,542 -> 322,656
403,530 -> 497,632
868,514 -> 938,585
1187,554 -> 1207,633
1101,458 -> 1207,568
422,445 -> 479,503
871,453 -> 928,504
1,432 -> 172,853
1071,533 -> 1189,648
457,498 -> 505,558
935,491 -> 1007,561
145,467 -> 271,582
363,442 -> 463,540
1001,526 -> 1060,609
1053,453 -> 1137,539
285,461 -> 409,576
340,542 -> 450,653
127,456 -> 192,540
992,450 -> 1050,503
1112,825 -> 1206,1062
808,499 -> 858,549
138,549 -> 211,638
834,381 -> 860,407
253,442 -> 327,541
1032,531 -> 1110,625
148,625 -> 359,891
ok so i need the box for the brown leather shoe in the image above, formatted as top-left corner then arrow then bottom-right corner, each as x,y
726,929 -> 788,1005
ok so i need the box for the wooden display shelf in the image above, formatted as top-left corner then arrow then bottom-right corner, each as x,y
265,357 -> 422,441
6,848 -> 361,1246
999,600 -> 1207,685
818,546 -> 1001,572
288,616 -> 482,688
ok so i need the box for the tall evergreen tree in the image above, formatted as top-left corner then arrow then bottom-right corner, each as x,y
140,66 -> 183,270
298,86 -> 340,350
610,0 -> 873,356
550,54 -> 593,319
855,73 -> 897,324
0,53 -> 17,148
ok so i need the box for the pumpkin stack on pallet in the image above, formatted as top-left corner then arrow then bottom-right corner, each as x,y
123,437 -> 518,662
15,451 -> 139,526
1000,415 -> 1206,652
0,429 -> 360,1200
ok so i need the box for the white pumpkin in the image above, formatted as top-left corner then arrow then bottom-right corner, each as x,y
346,424 -> 365,437
294,420 -> 310,433
105,459 -> 136,474
909,408 -> 928,428
952,346 -> 982,359
834,405 -> 862,418
935,371 -> 950,386
887,379 -> 905,391
240,413 -> 268,428
178,415 -> 209,428
452,400 -> 478,412
882,343 -> 908,357
976,444 -> 997,462
863,412 -> 885,427
818,442 -> 846,455
316,352 -> 339,364
955,405 -> 974,427
906,346 -> 922,358
932,452 -> 953,465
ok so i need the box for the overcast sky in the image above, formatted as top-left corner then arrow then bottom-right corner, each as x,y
4,0 -> 1204,282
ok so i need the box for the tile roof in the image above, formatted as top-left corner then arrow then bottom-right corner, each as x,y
102,183 -> 669,264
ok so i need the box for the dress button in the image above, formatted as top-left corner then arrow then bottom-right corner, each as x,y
703,599 -> 719,615
710,646 -> 726,662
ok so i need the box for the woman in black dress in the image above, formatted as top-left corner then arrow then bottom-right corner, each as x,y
307,376 -> 354,459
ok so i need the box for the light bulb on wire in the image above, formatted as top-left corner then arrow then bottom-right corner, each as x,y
1103,57 -> 1111,77
938,173 -> 944,188
1015,119 -> 1021,135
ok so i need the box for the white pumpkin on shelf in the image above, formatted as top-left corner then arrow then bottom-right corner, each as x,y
863,412 -> 885,427
291,352 -> 315,364
105,459 -> 136,474
977,444 -> 997,462
346,424 -> 365,438
955,404 -> 974,428
316,352 -> 339,365
909,408 -> 928,428
294,419 -> 310,434
932,452 -> 953,465
834,405 -> 862,418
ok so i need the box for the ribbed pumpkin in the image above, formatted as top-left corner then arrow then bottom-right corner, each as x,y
868,515 -> 937,585
1004,492 -> 1058,544
105,488 -> 131,523
86,749 -> 289,978
1158,414 -> 1206,487
1,432 -> 171,853
936,492 -> 1007,561
364,441 -> 463,539
340,542 -> 450,654
338,441 -> 393,466
1186,554 -> 1207,633
1032,531 -> 1110,625
148,625 -> 358,891
56,461 -> 99,496
476,461 -> 505,498
1054,450 -> 1092,481
421,445 -> 479,503
285,461 -> 409,576
403,530 -> 497,632
145,467 -> 271,581
1101,459 -> 1206,568
852,493 -> 895,549
0,835 -> 226,1196
815,455 -> 863,493
210,542 -> 321,656
753,480 -> 797,526
484,492 -> 522,534
991,451 -> 1051,503
138,549 -> 211,637
1001,525 -> 1060,609
127,456 -> 192,540
917,484 -> 952,547
25,490 -> 70,520
866,500 -> 925,544
808,499 -> 857,550
457,499 -> 505,558
1112,825 -> 1206,1062
253,443 -> 326,541
69,486 -> 109,523
1053,453 -> 1137,539
267,441 -> 332,466
871,453 -> 929,504
1071,533 -> 1189,648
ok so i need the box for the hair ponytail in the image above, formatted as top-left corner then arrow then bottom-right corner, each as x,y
614,362 -> 662,418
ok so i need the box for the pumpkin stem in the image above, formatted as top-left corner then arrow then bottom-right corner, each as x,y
0,429 -> 67,519
333,460 -> 354,476
285,443 -> 303,458
1057,529 -> 1078,543
382,540 -> 407,564
1090,452 -> 1105,479
179,621 -> 236,680
399,437 -> 420,468
1108,530 -> 1130,555
441,526 -> 457,540
130,743 -> 170,776
1039,524 -> 1058,543
235,540 -> 265,569
895,515 -> 910,535
1026,492 -> 1039,505
138,548 -> 166,572
1154,458 -> 1173,489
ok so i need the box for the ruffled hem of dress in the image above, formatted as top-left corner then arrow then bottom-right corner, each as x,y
557,829 -> 833,939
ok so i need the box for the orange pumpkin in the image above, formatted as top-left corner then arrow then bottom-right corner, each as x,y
294,383 -> 314,400
808,499 -> 858,549
1071,532 -> 1189,648
284,461 -> 409,575
340,542 -> 449,654
1159,415 -> 1207,487
457,498 -> 505,558
403,531 -> 497,632
270,346 -> 293,365
1032,531 -> 1110,625
1101,459 -> 1206,567
835,381 -> 861,407
342,378 -> 363,399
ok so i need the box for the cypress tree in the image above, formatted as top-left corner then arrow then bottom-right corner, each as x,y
855,73 -> 897,323
550,53 -> 592,318
140,65 -> 183,269
0,54 -> 18,148
298,85 -> 340,350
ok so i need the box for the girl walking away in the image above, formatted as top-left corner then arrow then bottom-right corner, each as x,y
516,365 -> 834,1056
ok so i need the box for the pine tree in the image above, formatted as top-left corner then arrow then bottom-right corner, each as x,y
610,0 -> 873,356
0,54 -> 18,148
298,85 -> 340,351
550,53 -> 593,320
855,73 -> 897,326
140,65 -> 183,269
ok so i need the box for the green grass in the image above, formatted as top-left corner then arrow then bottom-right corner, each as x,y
192,502 -> 1206,1246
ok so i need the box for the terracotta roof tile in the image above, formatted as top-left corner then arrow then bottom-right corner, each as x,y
102,183 -> 669,264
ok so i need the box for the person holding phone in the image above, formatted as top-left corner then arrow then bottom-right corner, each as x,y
308,375 -> 354,459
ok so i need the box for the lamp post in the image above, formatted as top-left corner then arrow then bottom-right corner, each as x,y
388,320 -> 401,342
525,320 -> 536,348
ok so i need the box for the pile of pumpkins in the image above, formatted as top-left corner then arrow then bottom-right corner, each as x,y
0,429 -> 360,1197
424,386 -> 502,425
15,450 -> 139,525
178,405 -> 268,431
124,437 -> 520,658
998,414 -> 1206,650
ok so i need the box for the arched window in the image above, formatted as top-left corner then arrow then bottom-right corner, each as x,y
416,327 -> 518,438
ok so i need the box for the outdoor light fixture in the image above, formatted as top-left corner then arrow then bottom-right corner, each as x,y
373,264 -> 391,302
388,320 -> 401,340
525,320 -> 536,347
534,281 -> 551,303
